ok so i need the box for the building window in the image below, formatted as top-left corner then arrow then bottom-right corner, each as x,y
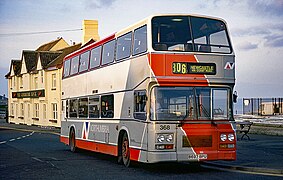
10,103 -> 14,116
52,103 -> 58,120
101,95 -> 114,118
13,77 -> 16,89
41,71 -> 44,83
43,104 -> 47,120
34,103 -> 39,118
34,77 -> 38,89
20,76 -> 23,88
52,73 -> 56,89
15,104 -> 18,117
20,103 -> 24,117
28,104 -> 30,118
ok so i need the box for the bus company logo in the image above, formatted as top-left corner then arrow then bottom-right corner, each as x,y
224,62 -> 235,70
82,122 -> 90,139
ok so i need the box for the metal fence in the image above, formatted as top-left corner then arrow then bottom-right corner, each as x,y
243,98 -> 283,115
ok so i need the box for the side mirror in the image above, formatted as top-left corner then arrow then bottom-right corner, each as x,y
233,91 -> 238,103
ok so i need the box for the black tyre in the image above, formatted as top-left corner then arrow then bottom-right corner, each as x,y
121,133 -> 130,167
69,128 -> 76,152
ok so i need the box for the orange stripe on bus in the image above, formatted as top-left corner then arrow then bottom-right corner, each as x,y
60,136 -> 141,161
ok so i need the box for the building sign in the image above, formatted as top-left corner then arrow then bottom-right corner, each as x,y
12,90 -> 45,98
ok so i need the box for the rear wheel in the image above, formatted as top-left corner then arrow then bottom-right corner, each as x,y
69,128 -> 76,152
121,133 -> 130,167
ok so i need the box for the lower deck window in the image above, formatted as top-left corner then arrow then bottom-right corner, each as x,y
101,95 -> 114,118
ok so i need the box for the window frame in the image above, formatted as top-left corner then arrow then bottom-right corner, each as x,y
70,56 -> 80,75
134,90 -> 147,120
63,60 -> 71,78
90,46 -> 102,69
34,103 -> 39,118
78,98 -> 89,118
51,73 -> 56,89
52,103 -> 58,120
133,25 -> 148,56
79,51 -> 90,73
101,40 -> 116,66
89,96 -> 100,118
116,32 -> 132,61
101,94 -> 114,118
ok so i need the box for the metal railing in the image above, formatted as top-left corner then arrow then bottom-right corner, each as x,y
243,98 -> 283,115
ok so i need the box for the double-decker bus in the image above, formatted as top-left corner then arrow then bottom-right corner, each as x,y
60,14 -> 236,167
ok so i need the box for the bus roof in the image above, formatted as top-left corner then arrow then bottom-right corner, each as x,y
64,14 -> 228,61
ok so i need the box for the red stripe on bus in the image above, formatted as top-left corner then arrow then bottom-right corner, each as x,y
60,136 -> 69,145
130,148 -> 141,161
64,34 -> 116,61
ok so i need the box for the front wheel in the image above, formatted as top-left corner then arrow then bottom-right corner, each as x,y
69,129 -> 76,152
121,133 -> 130,167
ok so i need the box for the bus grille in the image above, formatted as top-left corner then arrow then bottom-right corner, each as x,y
183,135 -> 212,147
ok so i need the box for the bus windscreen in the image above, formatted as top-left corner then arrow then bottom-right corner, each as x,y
152,16 -> 232,53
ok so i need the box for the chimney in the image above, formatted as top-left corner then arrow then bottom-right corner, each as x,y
82,20 -> 100,44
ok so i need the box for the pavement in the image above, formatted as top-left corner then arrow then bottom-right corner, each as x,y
1,118 -> 283,176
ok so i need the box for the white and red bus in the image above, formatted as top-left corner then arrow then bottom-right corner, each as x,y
60,14 -> 236,167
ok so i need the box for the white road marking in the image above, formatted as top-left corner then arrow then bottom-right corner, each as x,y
0,131 -> 35,145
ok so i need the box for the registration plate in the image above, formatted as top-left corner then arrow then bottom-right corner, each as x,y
188,154 -> 208,160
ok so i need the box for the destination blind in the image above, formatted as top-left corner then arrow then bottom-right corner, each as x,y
172,62 -> 216,75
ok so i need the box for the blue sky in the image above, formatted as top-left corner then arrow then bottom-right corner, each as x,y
0,0 -> 283,98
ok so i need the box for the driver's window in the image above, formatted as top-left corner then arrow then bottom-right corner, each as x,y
134,90 -> 147,120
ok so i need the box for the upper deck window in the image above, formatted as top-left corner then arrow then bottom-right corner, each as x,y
70,56 -> 79,75
90,46 -> 102,69
102,40 -> 115,65
133,25 -> 147,55
79,51 -> 90,72
152,16 -> 232,53
63,60 -> 71,78
116,32 -> 132,61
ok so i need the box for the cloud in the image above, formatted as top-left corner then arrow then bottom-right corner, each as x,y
236,41 -> 258,51
248,0 -> 283,17
84,0 -> 116,9
264,34 -> 283,48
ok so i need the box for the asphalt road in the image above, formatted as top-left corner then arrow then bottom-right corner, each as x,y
0,128 -> 281,180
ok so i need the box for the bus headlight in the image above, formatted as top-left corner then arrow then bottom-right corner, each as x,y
166,134 -> 173,143
156,133 -> 174,143
228,134 -> 235,141
157,134 -> 165,143
220,134 -> 227,142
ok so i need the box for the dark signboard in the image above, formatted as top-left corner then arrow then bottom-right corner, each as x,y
12,90 -> 45,98
172,62 -> 216,75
